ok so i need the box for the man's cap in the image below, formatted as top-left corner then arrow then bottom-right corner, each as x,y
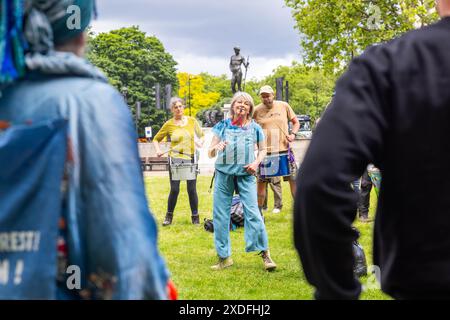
259,85 -> 274,95
234,46 -> 240,50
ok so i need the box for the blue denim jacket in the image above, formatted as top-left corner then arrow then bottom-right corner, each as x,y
0,53 -> 169,299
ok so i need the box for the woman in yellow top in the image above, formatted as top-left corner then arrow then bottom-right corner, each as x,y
153,97 -> 205,226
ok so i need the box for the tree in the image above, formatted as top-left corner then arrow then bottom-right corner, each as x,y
263,62 -> 336,122
177,73 -> 221,118
200,73 -> 230,99
87,26 -> 178,135
285,0 -> 438,72
242,78 -> 266,104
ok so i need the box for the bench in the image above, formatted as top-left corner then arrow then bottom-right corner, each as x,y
142,157 -> 169,171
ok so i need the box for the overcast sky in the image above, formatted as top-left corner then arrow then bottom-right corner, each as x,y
92,0 -> 303,80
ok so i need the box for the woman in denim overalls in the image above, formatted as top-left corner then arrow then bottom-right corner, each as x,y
208,92 -> 277,271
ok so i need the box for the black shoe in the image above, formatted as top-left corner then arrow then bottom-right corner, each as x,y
191,214 -> 200,225
163,213 -> 173,226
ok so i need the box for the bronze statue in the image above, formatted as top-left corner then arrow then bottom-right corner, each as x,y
230,46 -> 249,93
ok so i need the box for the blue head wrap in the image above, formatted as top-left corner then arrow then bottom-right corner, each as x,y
0,0 -> 96,86
31,0 -> 96,45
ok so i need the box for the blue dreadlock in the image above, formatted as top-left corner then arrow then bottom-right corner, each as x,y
0,0 -> 26,85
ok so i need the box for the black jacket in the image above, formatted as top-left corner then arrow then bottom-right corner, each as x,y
294,17 -> 450,300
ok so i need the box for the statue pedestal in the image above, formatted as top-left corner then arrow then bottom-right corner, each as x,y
223,104 -> 231,120
196,128 -> 216,175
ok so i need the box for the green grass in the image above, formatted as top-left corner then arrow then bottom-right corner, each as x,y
145,176 -> 390,300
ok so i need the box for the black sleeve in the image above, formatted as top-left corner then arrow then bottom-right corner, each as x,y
294,45 -> 391,300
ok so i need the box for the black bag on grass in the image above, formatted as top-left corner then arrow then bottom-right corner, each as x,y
203,196 -> 245,233
204,218 -> 214,233
352,227 -> 368,277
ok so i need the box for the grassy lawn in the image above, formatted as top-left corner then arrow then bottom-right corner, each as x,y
145,175 -> 390,300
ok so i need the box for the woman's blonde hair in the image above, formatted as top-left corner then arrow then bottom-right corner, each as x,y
230,91 -> 254,119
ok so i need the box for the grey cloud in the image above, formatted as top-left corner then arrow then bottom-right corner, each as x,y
95,0 -> 300,58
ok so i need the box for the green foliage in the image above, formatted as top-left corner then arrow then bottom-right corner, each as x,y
211,97 -> 232,110
176,65 -> 334,124
177,72 -> 267,119
243,78 -> 266,104
263,63 -> 336,122
285,0 -> 439,72
137,108 -> 168,138
87,26 -> 178,135
200,73 -> 230,99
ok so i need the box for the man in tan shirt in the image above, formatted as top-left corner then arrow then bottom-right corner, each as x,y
253,85 -> 300,213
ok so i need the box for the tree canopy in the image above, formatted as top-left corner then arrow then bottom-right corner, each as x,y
285,0 -> 439,71
177,73 -> 221,118
263,62 -> 336,121
87,26 -> 178,135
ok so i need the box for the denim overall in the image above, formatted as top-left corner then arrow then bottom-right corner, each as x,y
212,119 -> 268,258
